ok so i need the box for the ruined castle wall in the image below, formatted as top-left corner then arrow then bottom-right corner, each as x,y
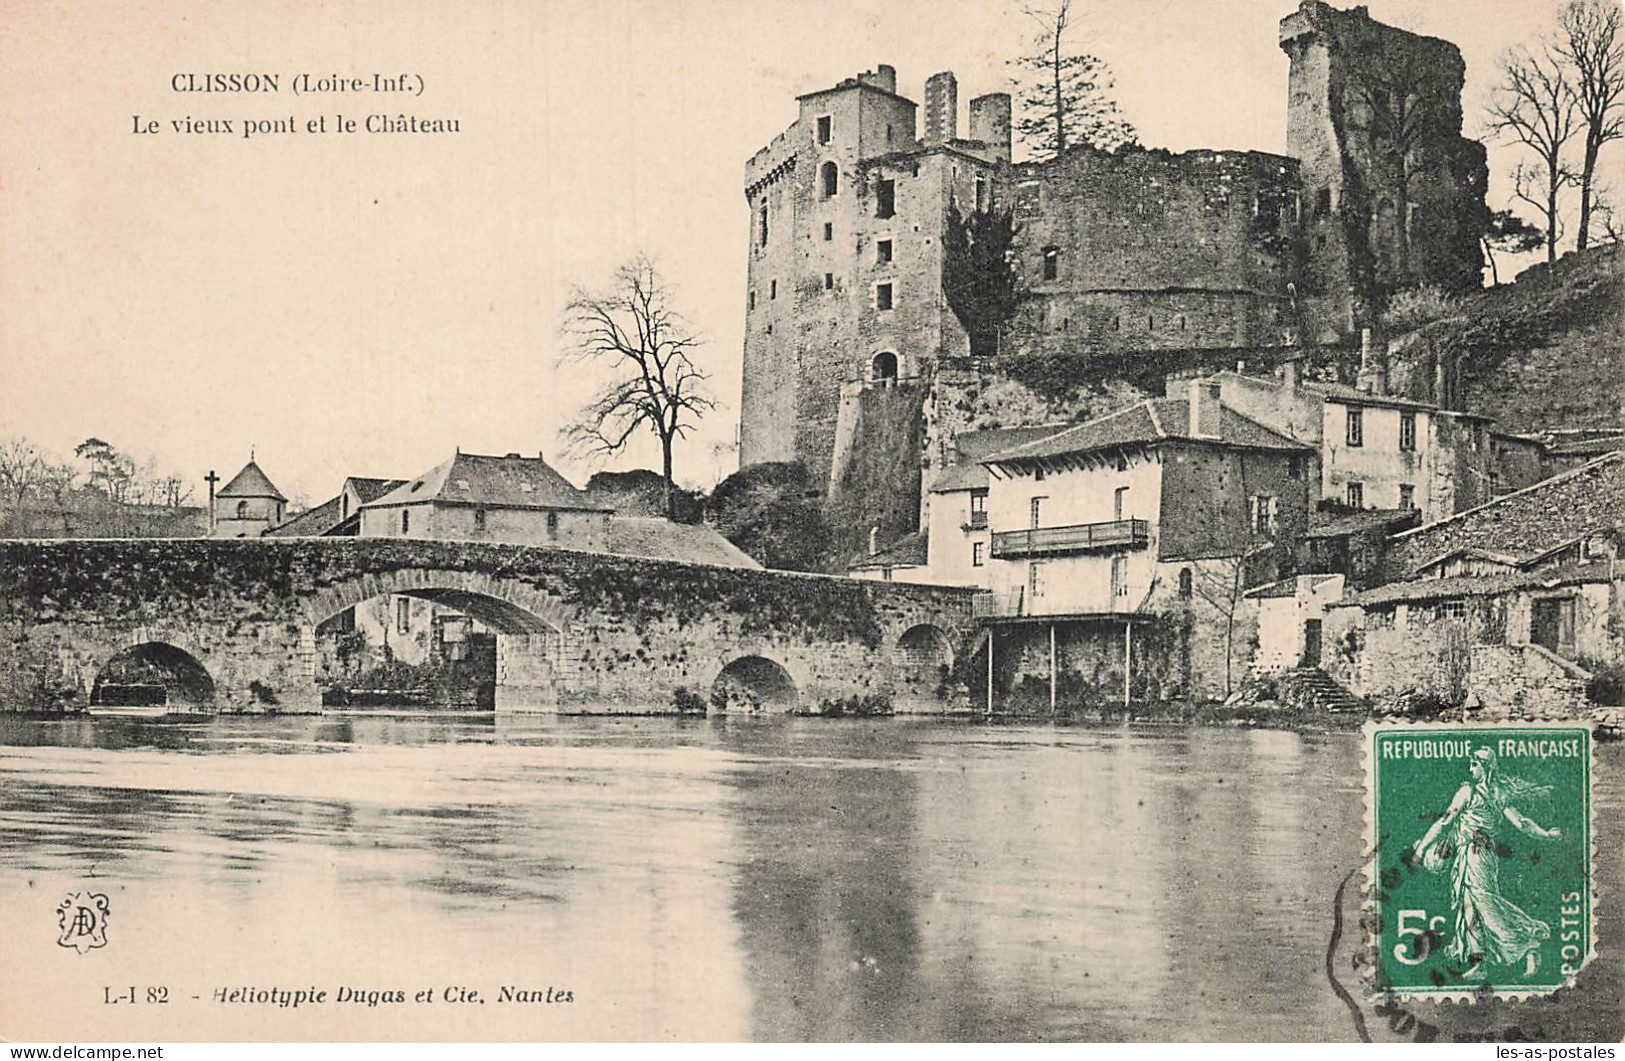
1280,0 -> 1486,326
1001,148 -> 1304,358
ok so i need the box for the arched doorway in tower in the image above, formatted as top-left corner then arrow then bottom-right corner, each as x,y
871,350 -> 898,385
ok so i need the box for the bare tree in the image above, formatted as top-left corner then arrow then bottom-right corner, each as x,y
1511,159 -> 1576,258
1556,0 -> 1625,250
560,256 -> 713,520
1593,182 -> 1623,242
37,461 -> 77,535
1489,45 -> 1580,263
1009,0 -> 1136,161
0,437 -> 43,517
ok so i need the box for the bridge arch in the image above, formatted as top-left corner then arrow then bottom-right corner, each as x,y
893,623 -> 955,692
305,568 -> 576,712
303,567 -> 574,635
91,641 -> 216,707
709,655 -> 799,713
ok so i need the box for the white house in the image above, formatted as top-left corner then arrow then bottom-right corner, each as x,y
976,380 -> 1316,702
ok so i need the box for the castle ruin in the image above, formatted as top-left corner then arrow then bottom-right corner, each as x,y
738,1 -> 1489,554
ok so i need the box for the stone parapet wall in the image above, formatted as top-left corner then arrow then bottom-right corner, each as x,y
1466,643 -> 1590,719
0,538 -> 975,715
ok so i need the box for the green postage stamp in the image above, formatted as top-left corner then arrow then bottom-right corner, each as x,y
1366,722 -> 1594,999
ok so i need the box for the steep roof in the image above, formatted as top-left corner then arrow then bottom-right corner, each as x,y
984,398 -> 1308,466
347,477 -> 407,504
607,518 -> 760,569
930,425 -> 1067,493
216,459 -> 286,501
263,495 -> 343,537
362,452 -> 610,512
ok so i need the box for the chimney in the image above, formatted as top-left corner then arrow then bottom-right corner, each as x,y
1356,328 -> 1374,393
968,93 -> 1012,163
1356,328 -> 1389,396
859,65 -> 897,94
1164,367 -> 1202,397
1189,378 -> 1223,439
1280,355 -> 1302,393
868,526 -> 879,556
924,72 -> 958,145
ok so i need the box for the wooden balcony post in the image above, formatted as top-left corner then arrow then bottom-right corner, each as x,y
1049,622 -> 1057,715
1123,620 -> 1132,707
986,625 -> 994,716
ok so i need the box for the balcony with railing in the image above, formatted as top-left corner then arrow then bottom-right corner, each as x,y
972,585 -> 1152,621
963,510 -> 989,531
989,518 -> 1150,560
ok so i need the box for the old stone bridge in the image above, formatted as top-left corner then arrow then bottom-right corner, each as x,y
0,538 -> 975,714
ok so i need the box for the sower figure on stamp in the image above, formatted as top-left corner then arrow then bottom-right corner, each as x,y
1411,748 -> 1562,979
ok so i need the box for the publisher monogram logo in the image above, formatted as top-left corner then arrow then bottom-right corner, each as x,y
57,892 -> 110,954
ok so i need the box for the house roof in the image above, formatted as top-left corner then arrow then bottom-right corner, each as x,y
1303,508 -> 1422,540
263,495 -> 343,537
849,530 -> 928,571
930,425 -> 1066,493
362,452 -> 610,512
1310,382 -> 1451,414
984,398 -> 1308,466
216,459 -> 286,501
607,518 -> 760,569
1390,451 -> 1624,549
1342,562 -> 1614,608
347,477 -> 407,504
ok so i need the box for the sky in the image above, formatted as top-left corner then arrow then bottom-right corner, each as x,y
0,0 -> 1611,510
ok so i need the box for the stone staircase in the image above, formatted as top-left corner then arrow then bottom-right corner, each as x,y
1277,666 -> 1367,715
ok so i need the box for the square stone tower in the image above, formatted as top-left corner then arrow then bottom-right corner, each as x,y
1280,1 -> 1488,336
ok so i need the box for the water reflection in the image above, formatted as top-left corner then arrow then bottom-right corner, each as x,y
0,714 -> 1616,1042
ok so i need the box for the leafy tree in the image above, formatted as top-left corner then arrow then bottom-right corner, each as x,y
1480,208 -> 1546,284
1008,0 -> 1136,160
560,256 -> 714,520
1556,0 -> 1625,250
1489,44 -> 1580,263
707,462 -> 833,572
943,202 -> 1022,357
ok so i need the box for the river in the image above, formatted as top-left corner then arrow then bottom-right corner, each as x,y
0,714 -> 1618,1041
